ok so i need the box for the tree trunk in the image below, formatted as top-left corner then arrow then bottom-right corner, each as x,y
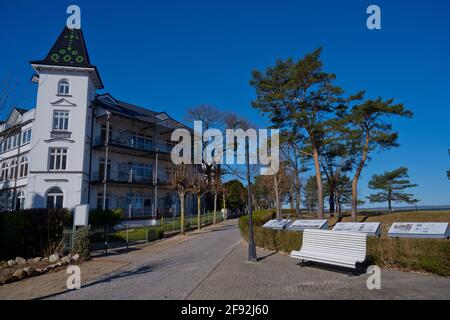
289,189 -> 294,210
328,183 -> 336,214
274,175 -> 282,220
222,193 -> 227,220
197,194 -> 201,230
295,184 -> 301,216
213,192 -> 217,224
351,135 -> 370,222
180,193 -> 185,234
388,188 -> 393,213
312,147 -> 324,219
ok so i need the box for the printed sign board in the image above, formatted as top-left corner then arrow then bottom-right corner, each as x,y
74,204 -> 89,227
262,219 -> 292,230
388,222 -> 450,239
286,220 -> 328,231
333,222 -> 381,237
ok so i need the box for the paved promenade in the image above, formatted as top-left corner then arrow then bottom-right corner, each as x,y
188,243 -> 450,300
1,219 -> 449,300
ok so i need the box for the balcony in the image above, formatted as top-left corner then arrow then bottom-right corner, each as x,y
93,136 -> 172,154
92,171 -> 170,186
92,171 -> 152,185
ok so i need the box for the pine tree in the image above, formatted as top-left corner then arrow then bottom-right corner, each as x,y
250,48 -> 345,218
367,167 -> 418,212
346,98 -> 413,221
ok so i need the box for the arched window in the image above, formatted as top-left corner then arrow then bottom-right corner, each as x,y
19,156 -> 28,178
46,188 -> 64,209
0,162 -> 8,182
16,190 -> 26,210
58,80 -> 70,95
9,160 -> 17,180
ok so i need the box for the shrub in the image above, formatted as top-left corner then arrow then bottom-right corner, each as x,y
89,208 -> 123,228
72,226 -> 92,261
0,208 -> 72,261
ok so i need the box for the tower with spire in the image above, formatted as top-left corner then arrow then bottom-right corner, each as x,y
27,25 -> 102,209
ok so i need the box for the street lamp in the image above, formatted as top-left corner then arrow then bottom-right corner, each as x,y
233,121 -> 257,262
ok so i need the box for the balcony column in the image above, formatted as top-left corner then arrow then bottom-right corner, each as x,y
153,148 -> 159,218
102,112 -> 111,210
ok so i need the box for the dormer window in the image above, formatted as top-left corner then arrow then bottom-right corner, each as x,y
58,79 -> 70,95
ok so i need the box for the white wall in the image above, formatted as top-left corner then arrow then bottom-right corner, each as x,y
27,68 -> 95,210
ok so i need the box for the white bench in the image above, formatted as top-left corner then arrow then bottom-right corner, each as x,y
290,229 -> 367,270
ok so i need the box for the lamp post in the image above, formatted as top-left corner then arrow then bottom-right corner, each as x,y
233,121 -> 257,262
245,136 -> 257,262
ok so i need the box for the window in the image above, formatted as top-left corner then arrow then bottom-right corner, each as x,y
58,80 -> 70,95
19,156 -> 28,178
0,163 -> 8,182
49,148 -> 67,170
9,160 -> 17,180
12,135 -> 18,148
96,193 -> 110,209
53,111 -> 70,131
98,159 -> 111,180
21,129 -> 32,145
16,190 -> 26,210
0,132 -> 23,153
47,188 -> 64,209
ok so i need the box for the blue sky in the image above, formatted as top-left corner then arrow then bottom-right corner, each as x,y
1,0 -> 449,206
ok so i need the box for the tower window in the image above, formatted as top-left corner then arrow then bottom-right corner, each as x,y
58,80 -> 70,95
49,148 -> 68,171
53,111 -> 70,131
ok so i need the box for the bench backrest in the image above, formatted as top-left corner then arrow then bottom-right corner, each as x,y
301,229 -> 367,259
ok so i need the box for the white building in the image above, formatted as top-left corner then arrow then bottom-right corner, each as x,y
0,26 -> 195,217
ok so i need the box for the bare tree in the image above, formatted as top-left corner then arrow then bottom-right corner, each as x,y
190,166 -> 208,230
168,164 -> 192,235
185,104 -> 224,211
0,76 -> 18,116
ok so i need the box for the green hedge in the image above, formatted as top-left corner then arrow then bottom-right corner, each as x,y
0,209 -> 72,261
239,211 -> 450,276
89,208 -> 123,228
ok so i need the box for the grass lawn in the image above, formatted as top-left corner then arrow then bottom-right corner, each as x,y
108,212 -> 226,243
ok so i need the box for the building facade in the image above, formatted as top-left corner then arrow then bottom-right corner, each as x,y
0,26 -> 195,217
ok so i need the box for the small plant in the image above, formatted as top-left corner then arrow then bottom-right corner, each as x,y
72,226 -> 92,261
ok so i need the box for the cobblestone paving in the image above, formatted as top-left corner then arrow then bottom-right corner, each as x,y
50,220 -> 241,300
13,219 -> 448,300
187,244 -> 450,300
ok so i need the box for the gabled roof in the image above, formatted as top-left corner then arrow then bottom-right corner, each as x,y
15,108 -> 29,115
0,107 -> 30,132
93,94 -> 187,130
30,27 -> 103,89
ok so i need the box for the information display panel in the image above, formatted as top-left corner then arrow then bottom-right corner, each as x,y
333,222 -> 381,237
388,222 -> 450,239
286,220 -> 328,231
262,219 -> 292,230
